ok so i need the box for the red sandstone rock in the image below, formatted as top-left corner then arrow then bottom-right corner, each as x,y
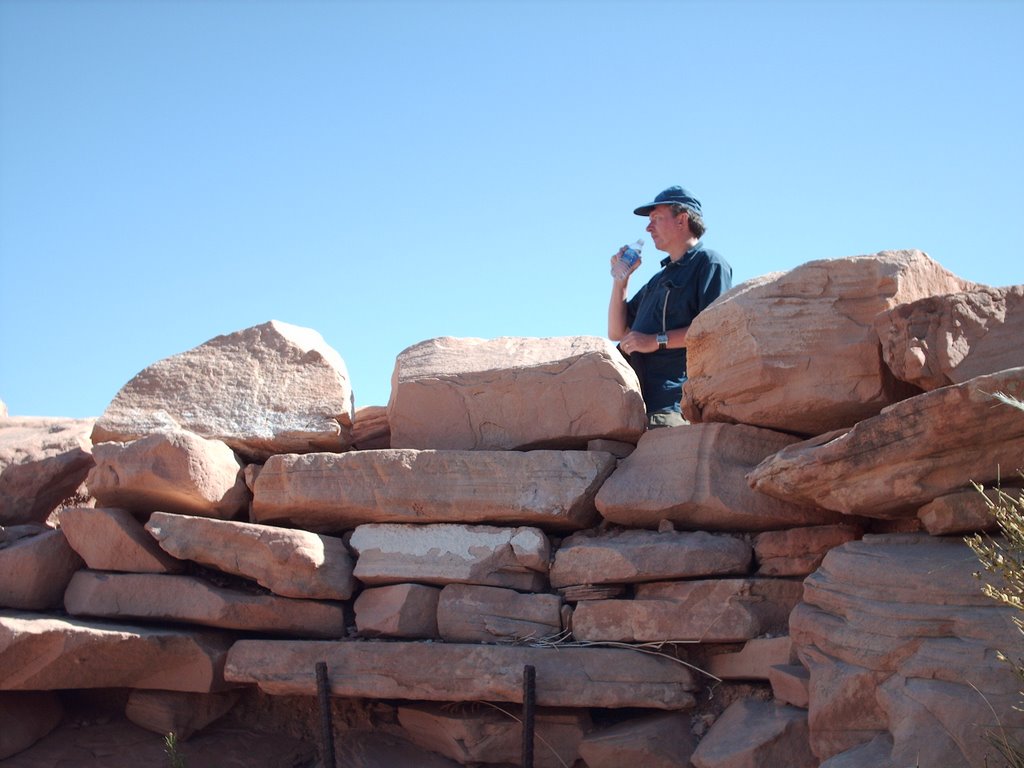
690,697 -> 817,768
681,250 -> 967,435
353,583 -> 440,639
596,424 -> 843,530
61,507 -> 184,573
398,703 -> 589,768
0,691 -> 63,760
350,523 -> 550,591
436,583 -> 562,643
0,416 -> 95,525
752,524 -> 863,577
64,571 -> 348,638
225,640 -> 698,709
124,689 -> 240,740
91,320 -> 354,461
145,512 -> 354,600
0,610 -> 233,691
251,448 -> 614,532
769,663 -> 810,708
0,529 -> 83,610
707,636 -> 795,680
916,487 -> 1002,535
388,335 -> 646,450
352,404 -> 390,449
748,368 -> 1024,518
876,284 -> 1024,390
571,578 -> 803,643
551,527 -> 752,587
86,431 -> 250,519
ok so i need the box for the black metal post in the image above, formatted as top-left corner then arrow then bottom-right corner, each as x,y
522,664 -> 536,768
316,661 -> 336,768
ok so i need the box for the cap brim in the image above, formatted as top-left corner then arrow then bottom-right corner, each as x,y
633,203 -> 659,216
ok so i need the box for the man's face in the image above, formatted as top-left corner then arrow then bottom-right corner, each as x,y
646,205 -> 688,252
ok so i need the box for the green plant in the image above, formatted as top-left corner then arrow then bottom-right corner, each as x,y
965,391 -> 1024,766
163,732 -> 187,768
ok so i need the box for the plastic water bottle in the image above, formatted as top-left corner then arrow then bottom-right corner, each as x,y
612,238 -> 644,280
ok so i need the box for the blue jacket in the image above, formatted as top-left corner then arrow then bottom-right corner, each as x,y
625,242 -> 732,413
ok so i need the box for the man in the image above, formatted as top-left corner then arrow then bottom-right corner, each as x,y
608,186 -> 733,427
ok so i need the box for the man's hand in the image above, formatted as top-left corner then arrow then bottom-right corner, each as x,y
618,330 -> 658,355
610,246 -> 641,282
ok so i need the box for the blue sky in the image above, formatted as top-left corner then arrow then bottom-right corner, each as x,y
1,0 -> 1021,418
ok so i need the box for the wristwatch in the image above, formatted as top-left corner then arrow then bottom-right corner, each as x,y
656,333 -> 669,351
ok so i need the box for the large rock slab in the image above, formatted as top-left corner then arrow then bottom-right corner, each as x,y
0,529 -> 83,610
876,284 -> 1024,390
690,698 -> 816,768
61,507 -> 184,573
350,523 -> 550,591
789,534 -> 1024,766
145,512 -> 355,600
64,571 -> 348,638
252,449 -> 615,532
86,431 -> 250,519
681,250 -> 967,435
0,610 -> 233,691
91,320 -> 354,461
578,711 -> 696,768
398,703 -> 589,768
748,368 -> 1024,518
225,640 -> 699,709
571,578 -> 803,643
916,487 -> 1002,535
388,335 -> 646,450
436,584 -> 562,643
551,528 -> 751,587
0,416 -> 95,525
596,424 -> 843,530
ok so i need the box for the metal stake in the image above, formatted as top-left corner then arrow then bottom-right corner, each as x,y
316,661 -> 336,768
522,664 -> 536,768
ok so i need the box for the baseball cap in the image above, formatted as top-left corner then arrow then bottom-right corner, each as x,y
633,186 -> 702,217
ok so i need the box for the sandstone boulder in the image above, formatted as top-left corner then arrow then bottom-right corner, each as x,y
876,284 -> 1024,390
350,523 -> 550,591
748,368 -> 1024,518
145,512 -> 354,600
124,689 -> 240,741
252,449 -> 614,532
353,583 -> 440,638
352,404 -> 390,450
917,487 -> 1002,535
690,698 -> 816,768
64,571 -> 348,638
578,711 -> 696,768
752,524 -> 863,577
707,636 -> 795,680
550,528 -> 752,587
0,611 -> 233,691
682,250 -> 967,435
0,416 -> 94,525
398,704 -> 589,768
769,663 -> 810,708
61,507 -> 184,573
436,583 -> 562,643
595,424 -> 842,530
0,691 -> 63,760
91,320 -> 354,460
225,640 -> 699,709
571,578 -> 803,643
0,529 -> 83,610
789,534 -> 1024,766
388,336 -> 646,450
86,431 -> 249,519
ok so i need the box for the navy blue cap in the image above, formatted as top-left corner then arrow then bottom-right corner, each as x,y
633,186 -> 702,217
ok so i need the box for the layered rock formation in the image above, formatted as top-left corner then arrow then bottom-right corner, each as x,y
2,252 -> 1022,767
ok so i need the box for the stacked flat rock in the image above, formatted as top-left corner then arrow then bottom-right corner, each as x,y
387,335 -> 646,450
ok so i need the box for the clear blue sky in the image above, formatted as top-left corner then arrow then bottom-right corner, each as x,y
1,0 -> 1021,418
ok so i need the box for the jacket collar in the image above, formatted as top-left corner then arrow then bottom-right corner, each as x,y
660,240 -> 703,268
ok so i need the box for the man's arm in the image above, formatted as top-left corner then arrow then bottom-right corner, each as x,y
607,247 -> 637,341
